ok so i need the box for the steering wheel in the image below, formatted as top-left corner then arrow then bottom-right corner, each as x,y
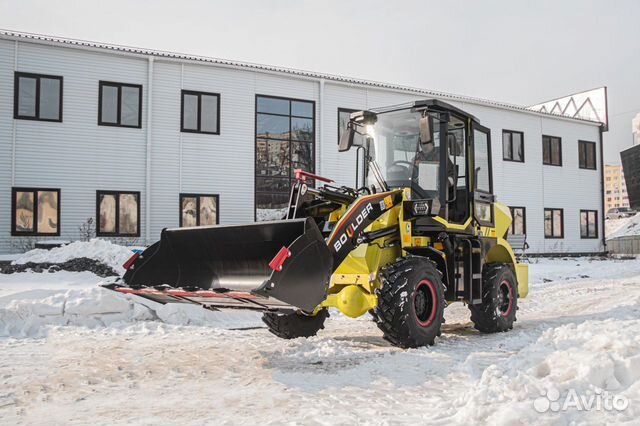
389,160 -> 414,170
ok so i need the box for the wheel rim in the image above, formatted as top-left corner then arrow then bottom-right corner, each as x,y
497,280 -> 514,317
414,280 -> 437,327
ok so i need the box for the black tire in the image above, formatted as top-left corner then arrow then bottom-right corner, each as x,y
262,309 -> 329,339
469,263 -> 518,333
374,256 -> 446,348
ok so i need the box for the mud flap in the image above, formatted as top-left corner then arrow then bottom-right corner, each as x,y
121,218 -> 332,312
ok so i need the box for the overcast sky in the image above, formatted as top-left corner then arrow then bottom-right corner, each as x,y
1,0 -> 638,163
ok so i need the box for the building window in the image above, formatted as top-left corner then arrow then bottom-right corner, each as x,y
181,90 -> 220,134
542,135 -> 562,166
12,188 -> 60,236
180,194 -> 219,227
14,72 -> 63,122
98,81 -> 142,128
502,130 -> 524,162
255,95 -> 315,221
580,210 -> 598,239
508,206 -> 526,235
96,191 -> 140,236
578,140 -> 597,170
544,208 -> 564,238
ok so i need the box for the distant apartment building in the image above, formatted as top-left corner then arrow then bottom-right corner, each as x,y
605,165 -> 630,212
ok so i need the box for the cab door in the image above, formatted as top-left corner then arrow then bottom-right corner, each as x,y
471,123 -> 494,227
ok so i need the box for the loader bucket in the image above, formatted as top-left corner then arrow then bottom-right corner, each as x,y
122,217 -> 332,312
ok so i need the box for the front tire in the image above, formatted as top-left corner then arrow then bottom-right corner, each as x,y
374,256 -> 446,348
262,309 -> 329,339
469,263 -> 518,333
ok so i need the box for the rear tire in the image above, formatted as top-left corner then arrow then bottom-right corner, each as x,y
374,256 -> 446,348
262,309 -> 329,339
469,263 -> 518,333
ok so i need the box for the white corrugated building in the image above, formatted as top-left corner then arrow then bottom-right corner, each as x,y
0,30 -> 607,255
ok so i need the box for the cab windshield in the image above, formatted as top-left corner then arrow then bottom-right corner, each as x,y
366,109 -> 466,201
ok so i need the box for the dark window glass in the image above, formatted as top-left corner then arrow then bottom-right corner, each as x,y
182,94 -> 198,130
121,86 -> 141,127
180,90 -> 220,134
18,76 -> 36,117
255,96 -> 315,221
543,135 -> 562,166
291,117 -> 314,141
14,72 -> 63,122
291,142 -> 314,175
99,82 -> 142,128
474,128 -> 491,192
180,194 -> 219,227
508,207 -> 526,235
291,101 -> 313,118
96,191 -> 140,237
200,95 -> 219,133
544,208 -> 564,238
101,85 -> 119,124
257,97 -> 289,115
580,210 -> 598,238
39,78 -> 61,120
12,188 -> 60,236
579,141 -> 597,170
502,130 -> 524,162
256,139 -> 290,177
257,114 -> 290,139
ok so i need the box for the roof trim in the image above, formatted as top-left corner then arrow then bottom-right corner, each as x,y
0,28 -> 603,126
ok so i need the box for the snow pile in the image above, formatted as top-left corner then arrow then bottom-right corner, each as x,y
454,317 -> 640,424
527,257 -> 640,284
255,208 -> 287,222
12,239 -> 135,274
606,213 -> 640,239
0,288 -> 155,338
0,282 -> 263,338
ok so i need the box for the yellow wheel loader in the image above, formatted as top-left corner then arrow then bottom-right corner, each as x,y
105,99 -> 528,348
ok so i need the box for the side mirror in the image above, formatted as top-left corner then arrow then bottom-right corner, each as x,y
339,123 -> 355,152
419,115 -> 433,145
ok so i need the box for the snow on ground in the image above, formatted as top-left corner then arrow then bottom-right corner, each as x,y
0,258 -> 639,425
606,213 -> 640,239
11,239 -> 136,274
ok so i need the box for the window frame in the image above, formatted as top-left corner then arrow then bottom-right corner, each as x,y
14,72 -> 64,122
11,187 -> 61,236
580,209 -> 598,239
179,193 -> 220,227
180,90 -> 221,135
544,208 -> 564,239
254,94 -> 316,221
578,140 -> 597,170
508,206 -> 527,235
98,81 -> 143,128
502,129 -> 525,163
542,135 -> 563,166
95,190 -> 141,237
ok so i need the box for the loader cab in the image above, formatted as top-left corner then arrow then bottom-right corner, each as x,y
341,99 -> 494,230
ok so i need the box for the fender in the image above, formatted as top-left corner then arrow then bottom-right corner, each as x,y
327,190 -> 403,268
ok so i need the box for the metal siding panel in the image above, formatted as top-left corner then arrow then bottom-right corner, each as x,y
8,41 -> 147,250
149,62 -> 181,238
0,39 -> 14,253
180,64 -> 261,225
